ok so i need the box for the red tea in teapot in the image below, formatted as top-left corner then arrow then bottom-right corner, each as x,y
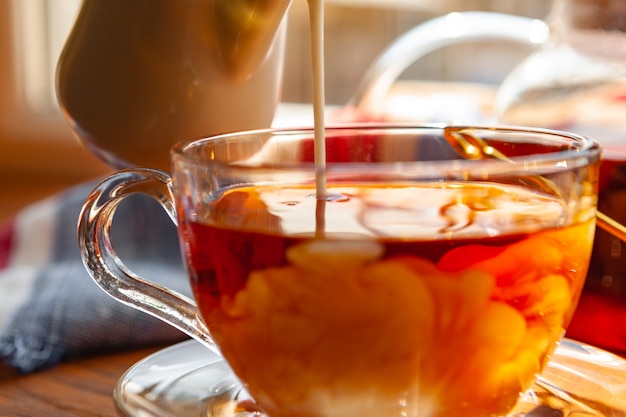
568,153 -> 626,354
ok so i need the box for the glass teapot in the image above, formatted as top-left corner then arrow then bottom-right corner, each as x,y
348,1 -> 626,159
346,1 -> 626,355
56,0 -> 291,171
495,0 -> 626,156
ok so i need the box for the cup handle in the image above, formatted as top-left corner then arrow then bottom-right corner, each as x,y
77,168 -> 220,354
348,11 -> 550,120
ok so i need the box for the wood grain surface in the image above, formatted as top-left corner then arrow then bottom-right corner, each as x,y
0,346 -> 163,417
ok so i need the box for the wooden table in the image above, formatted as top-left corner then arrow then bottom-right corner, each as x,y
0,346 -> 165,417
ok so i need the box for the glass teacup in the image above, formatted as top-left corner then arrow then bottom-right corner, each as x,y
79,124 -> 600,417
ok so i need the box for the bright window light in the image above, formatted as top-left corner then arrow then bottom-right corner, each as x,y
11,0 -> 81,114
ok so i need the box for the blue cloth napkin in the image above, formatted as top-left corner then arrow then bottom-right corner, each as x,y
0,182 -> 191,373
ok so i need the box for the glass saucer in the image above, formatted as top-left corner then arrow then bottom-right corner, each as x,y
114,338 -> 626,417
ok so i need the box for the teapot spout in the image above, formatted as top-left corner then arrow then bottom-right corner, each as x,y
214,0 -> 292,81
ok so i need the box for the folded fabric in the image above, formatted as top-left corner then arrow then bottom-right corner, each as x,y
0,182 -> 191,373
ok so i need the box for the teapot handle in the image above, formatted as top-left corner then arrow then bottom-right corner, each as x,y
349,11 -> 550,120
77,168 -> 220,354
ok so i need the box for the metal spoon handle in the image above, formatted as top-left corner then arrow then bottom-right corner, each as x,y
596,211 -> 626,242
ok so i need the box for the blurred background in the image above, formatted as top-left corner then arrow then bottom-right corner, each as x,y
0,0 -> 552,221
